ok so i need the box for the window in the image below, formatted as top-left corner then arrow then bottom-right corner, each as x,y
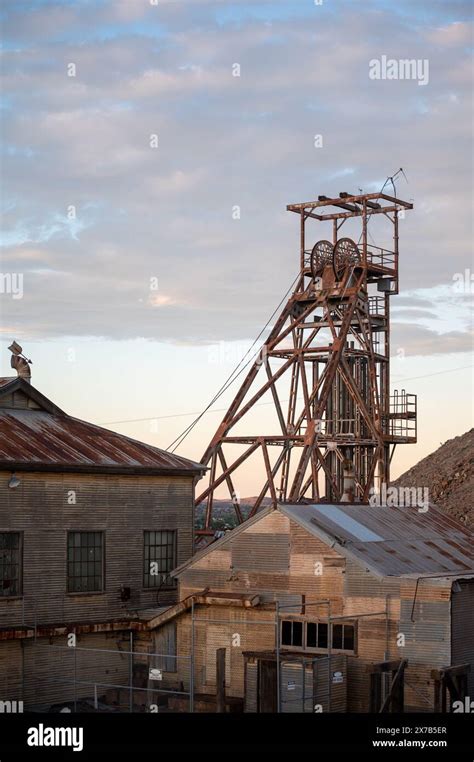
306,621 -> 328,649
67,532 -> 104,593
143,531 -> 177,588
332,623 -> 355,651
280,619 -> 355,652
0,533 -> 22,597
281,619 -> 303,647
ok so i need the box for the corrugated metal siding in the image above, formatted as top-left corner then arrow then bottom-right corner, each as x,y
451,580 -> 474,696
289,520 -> 345,598
280,662 -> 316,713
400,599 -> 450,666
153,622 -> 177,673
0,640 -> 22,701
205,626 -> 232,686
175,607 -> 276,697
193,549 -> 231,570
250,512 -> 289,534
0,471 -> 194,627
290,521 -> 334,555
175,507 -> 461,713
21,633 -> 130,708
179,570 -> 232,591
243,655 -> 347,713
281,654 -> 347,713
244,660 -> 258,712
231,534 -> 289,572
344,560 -> 400,597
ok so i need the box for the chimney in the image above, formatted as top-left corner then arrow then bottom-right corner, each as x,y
8,341 -> 32,383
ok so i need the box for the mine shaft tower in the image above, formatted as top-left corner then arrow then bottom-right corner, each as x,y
196,191 -> 417,538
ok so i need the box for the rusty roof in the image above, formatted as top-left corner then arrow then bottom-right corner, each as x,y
0,377 -> 16,388
0,377 -> 204,476
173,502 -> 473,579
281,503 -> 474,578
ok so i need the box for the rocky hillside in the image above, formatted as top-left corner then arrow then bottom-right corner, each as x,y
393,429 -> 474,527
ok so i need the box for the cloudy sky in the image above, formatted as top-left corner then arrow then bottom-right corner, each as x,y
1,0 -> 473,492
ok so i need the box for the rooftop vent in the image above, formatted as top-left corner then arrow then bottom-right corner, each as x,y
8,341 -> 32,383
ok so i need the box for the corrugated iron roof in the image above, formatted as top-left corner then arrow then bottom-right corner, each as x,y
0,378 -> 204,475
280,503 -> 474,577
173,502 -> 474,579
0,377 -> 16,388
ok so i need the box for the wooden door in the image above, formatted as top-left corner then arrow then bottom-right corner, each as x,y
258,660 -> 277,713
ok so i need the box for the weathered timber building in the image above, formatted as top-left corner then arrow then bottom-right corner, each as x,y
0,375 -> 204,709
141,503 -> 474,713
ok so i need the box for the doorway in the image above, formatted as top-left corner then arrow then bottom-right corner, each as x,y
258,659 -> 278,712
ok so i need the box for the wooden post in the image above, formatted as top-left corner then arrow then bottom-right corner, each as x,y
216,648 -> 226,713
391,663 -> 405,713
370,673 -> 381,712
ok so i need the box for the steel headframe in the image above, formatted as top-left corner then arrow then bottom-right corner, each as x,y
196,192 -> 417,539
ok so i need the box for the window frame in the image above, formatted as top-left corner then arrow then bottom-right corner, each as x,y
66,531 -> 105,595
143,529 -> 177,590
281,619 -> 303,648
331,622 -> 356,652
0,531 -> 23,598
279,617 -> 357,654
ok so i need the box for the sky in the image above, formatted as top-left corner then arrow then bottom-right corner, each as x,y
0,0 -> 473,496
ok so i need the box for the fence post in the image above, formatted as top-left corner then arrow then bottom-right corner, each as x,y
73,643 -> 77,712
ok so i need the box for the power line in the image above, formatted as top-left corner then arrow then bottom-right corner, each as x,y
166,272 -> 300,452
391,364 -> 473,383
98,363 -> 473,427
